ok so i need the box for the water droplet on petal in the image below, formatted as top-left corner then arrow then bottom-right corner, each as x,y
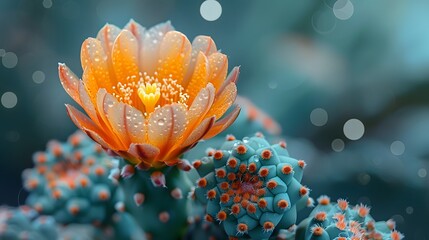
157,119 -> 165,126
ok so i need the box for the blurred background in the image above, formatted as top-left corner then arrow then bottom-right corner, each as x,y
0,0 -> 428,238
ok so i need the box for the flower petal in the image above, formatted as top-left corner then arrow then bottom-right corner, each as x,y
58,63 -> 81,104
187,83 -> 215,128
128,143 -> 160,163
112,30 -> 140,86
184,36 -> 217,83
80,38 -> 114,92
65,104 -> 116,150
148,104 -> 187,153
217,66 -> 240,97
96,89 -> 127,149
96,24 -> 121,59
125,19 -> 146,44
191,35 -> 217,56
78,81 -> 101,126
185,52 -> 209,101
182,116 -> 215,147
141,21 -> 174,74
206,82 -> 237,120
203,105 -> 241,139
157,31 -> 192,84
107,101 -> 147,144
208,52 -> 228,91
164,116 -> 215,161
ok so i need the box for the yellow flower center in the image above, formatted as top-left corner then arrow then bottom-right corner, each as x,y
138,83 -> 161,113
112,72 -> 190,115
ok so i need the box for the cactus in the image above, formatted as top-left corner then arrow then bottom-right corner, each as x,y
184,215 -> 228,240
281,195 -> 404,240
118,162 -> 194,240
192,133 -> 310,239
22,131 -> 144,239
0,206 -> 58,240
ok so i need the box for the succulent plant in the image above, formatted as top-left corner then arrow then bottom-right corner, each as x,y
192,134 -> 310,239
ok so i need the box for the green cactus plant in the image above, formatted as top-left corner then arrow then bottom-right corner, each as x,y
192,133 -> 310,239
118,162 -> 194,240
279,195 -> 404,240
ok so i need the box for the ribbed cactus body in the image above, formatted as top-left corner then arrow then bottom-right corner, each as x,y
22,131 -> 144,239
119,163 -> 193,240
288,196 -> 404,240
0,206 -> 58,240
193,134 -> 309,239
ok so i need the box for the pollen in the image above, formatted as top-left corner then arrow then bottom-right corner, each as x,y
114,72 -> 189,115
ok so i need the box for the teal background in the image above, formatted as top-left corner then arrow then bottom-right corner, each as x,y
1,0 -> 428,238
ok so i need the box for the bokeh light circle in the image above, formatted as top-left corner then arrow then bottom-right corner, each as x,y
200,0 -> 222,21
310,108 -> 328,126
0,49 -> 5,57
1,92 -> 18,109
43,0 -> 53,8
2,52 -> 18,68
390,140 -> 405,156
312,8 -> 336,34
333,0 -> 354,20
343,118 -> 364,140
32,71 -> 46,84
418,168 -> 427,178
331,138 -> 345,152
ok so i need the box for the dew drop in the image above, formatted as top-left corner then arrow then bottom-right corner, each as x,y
157,119 -> 165,126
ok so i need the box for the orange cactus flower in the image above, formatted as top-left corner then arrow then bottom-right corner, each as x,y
59,20 -> 240,168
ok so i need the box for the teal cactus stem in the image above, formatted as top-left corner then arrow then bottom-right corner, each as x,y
119,162 -> 193,240
286,195 -> 404,240
0,206 -> 58,240
192,134 -> 310,240
21,131 -> 144,239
